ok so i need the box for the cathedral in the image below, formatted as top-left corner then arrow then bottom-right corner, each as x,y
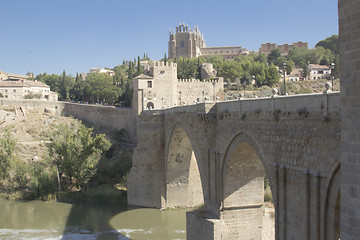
168,23 -> 249,60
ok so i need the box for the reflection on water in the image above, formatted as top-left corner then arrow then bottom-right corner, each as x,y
110,208 -> 187,240
0,198 -> 188,240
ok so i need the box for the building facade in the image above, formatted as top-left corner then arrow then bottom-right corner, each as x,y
0,71 -> 57,101
259,41 -> 308,55
308,64 -> 331,80
168,23 -> 249,59
132,61 -> 223,114
89,68 -> 115,76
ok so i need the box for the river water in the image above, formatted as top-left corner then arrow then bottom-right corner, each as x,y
0,198 -> 188,240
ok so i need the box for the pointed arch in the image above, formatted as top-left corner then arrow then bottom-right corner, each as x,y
324,164 -> 340,240
219,131 -> 275,239
165,124 -> 204,208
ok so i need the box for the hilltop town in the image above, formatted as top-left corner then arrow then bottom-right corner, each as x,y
0,12 -> 358,240
0,23 -> 338,110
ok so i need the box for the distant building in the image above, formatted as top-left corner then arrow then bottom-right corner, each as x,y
259,41 -> 308,56
287,68 -> 303,82
89,68 -> 115,76
0,71 -> 57,101
199,46 -> 250,60
132,61 -> 223,114
308,64 -> 331,80
168,23 -> 249,60
259,43 -> 277,55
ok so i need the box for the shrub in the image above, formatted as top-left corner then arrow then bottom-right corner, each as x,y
296,87 -> 312,94
264,188 -> 273,203
24,92 -> 42,99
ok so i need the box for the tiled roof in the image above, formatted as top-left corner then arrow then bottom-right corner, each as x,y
308,64 -> 330,70
0,80 -> 49,88
133,74 -> 154,79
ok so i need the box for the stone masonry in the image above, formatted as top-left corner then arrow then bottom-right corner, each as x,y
128,93 -> 340,239
339,0 -> 360,239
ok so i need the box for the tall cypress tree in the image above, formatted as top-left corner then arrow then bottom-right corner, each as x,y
137,56 -> 141,76
127,60 -> 134,81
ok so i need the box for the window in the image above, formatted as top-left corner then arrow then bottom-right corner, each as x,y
180,41 -> 185,48
13,89 -> 16,92
147,81 -> 152,88
318,70 -> 324,74
5,90 -> 7,93
146,102 -> 154,110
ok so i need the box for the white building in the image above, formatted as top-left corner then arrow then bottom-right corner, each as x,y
89,68 -> 115,76
287,68 -> 303,82
308,64 -> 331,80
0,71 -> 57,101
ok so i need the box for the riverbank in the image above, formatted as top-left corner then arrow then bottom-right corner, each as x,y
0,185 -> 128,204
0,106 -> 132,205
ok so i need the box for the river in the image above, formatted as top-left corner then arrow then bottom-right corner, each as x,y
0,198 -> 188,240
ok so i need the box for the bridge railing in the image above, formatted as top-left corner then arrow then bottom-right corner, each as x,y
141,92 -> 340,116
216,92 -> 340,114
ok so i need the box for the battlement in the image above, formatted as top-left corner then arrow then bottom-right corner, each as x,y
149,61 -> 177,68
177,78 -> 222,83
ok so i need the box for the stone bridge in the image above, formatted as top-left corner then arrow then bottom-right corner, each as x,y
128,92 -> 340,239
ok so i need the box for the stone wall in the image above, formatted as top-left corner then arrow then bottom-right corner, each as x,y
339,0 -> 360,239
0,99 -> 137,142
177,78 -> 224,105
127,113 -> 165,208
128,92 -> 341,239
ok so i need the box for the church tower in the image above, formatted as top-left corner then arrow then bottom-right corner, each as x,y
168,23 -> 205,59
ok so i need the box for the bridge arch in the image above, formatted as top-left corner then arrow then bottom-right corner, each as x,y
165,124 -> 204,208
324,164 -> 340,240
220,131 -> 275,239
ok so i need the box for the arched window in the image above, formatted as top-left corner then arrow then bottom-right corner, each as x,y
146,102 -> 154,110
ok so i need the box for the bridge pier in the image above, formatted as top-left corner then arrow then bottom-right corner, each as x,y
128,94 -> 341,239
187,206 -> 264,240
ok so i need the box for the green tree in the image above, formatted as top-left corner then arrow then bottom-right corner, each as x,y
70,73 -> 87,101
264,64 -> 280,87
38,74 -> 62,94
127,61 -> 134,81
316,34 -> 339,55
85,73 -> 120,104
136,56 -> 142,77
60,70 -> 75,101
48,121 -> 111,191
0,128 -> 16,179
24,92 -> 42,99
254,53 -> 267,64
241,71 -> 252,85
286,60 -> 295,75
219,60 -> 243,81
267,49 -> 281,65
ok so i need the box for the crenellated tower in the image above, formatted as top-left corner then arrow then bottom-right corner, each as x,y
168,23 -> 206,59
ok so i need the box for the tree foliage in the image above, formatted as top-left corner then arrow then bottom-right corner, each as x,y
85,73 -> 119,104
36,58 -> 141,106
24,92 -> 42,99
316,34 -> 339,55
48,121 -> 111,190
0,128 -> 16,179
174,54 -> 281,87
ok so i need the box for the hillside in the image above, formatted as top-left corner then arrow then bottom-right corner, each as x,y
0,106 -> 77,163
0,106 -> 131,202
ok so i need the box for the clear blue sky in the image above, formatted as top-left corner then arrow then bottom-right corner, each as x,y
0,0 -> 338,76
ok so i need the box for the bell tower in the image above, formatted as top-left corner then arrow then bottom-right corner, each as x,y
168,23 -> 205,59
